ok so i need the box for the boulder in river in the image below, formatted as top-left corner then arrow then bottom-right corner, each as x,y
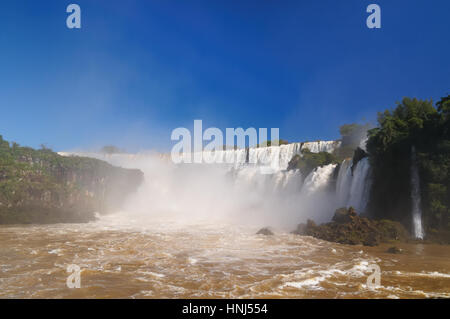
256,227 -> 274,236
386,246 -> 403,254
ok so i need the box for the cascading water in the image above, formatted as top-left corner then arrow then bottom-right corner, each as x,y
59,140 -> 343,226
347,158 -> 371,213
410,146 -> 424,239
336,159 -> 352,207
301,141 -> 342,154
334,157 -> 372,213
248,142 -> 301,170
301,164 -> 337,196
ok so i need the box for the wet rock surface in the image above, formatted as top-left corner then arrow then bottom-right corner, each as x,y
292,207 -> 409,246
386,246 -> 403,254
256,227 -> 274,236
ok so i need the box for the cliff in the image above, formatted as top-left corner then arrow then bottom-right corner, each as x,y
0,136 -> 144,224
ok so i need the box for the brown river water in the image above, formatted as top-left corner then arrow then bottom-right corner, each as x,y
0,214 -> 449,299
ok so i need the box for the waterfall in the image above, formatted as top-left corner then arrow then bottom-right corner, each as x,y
336,159 -> 352,207
248,142 -> 302,170
200,140 -> 341,172
347,158 -> 371,212
335,157 -> 372,213
58,140 -> 344,226
301,164 -> 337,196
410,146 -> 424,239
301,141 -> 342,154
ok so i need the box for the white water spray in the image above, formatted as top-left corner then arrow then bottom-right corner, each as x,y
301,164 -> 337,197
410,146 -> 424,239
60,141 -> 343,227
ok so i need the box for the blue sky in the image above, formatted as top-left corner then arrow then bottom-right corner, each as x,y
0,0 -> 449,151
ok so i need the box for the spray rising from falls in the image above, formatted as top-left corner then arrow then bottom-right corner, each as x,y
410,146 -> 424,239
301,164 -> 337,196
60,140 -> 372,228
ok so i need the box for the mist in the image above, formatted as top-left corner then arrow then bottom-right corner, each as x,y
65,147 -> 342,231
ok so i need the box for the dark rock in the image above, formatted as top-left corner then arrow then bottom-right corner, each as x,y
292,219 -> 317,235
363,232 -> 380,246
291,223 -> 307,235
256,227 -> 274,236
292,207 -> 409,246
306,219 -> 317,228
332,207 -> 357,223
287,154 -> 301,171
386,246 -> 403,254
351,147 -> 368,173
375,219 -> 410,242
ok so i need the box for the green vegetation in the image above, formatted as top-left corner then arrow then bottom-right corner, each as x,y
366,96 -> 450,242
0,135 -> 143,224
287,149 -> 339,176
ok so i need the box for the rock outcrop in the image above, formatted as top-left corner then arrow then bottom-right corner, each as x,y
256,227 -> 274,236
292,207 -> 409,246
386,246 -> 403,254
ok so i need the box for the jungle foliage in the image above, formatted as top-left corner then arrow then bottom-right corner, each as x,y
366,96 -> 450,241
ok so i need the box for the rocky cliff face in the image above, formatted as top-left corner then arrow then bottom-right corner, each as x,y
0,136 -> 143,224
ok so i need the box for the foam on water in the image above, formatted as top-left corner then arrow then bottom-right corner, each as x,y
0,217 -> 449,298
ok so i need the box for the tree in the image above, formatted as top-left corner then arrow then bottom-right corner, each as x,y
366,97 -> 450,241
0,135 -> 10,150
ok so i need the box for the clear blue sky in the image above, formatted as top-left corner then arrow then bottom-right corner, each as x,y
0,0 -> 449,151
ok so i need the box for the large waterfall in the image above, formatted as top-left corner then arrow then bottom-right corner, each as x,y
198,140 -> 341,171
410,146 -> 424,239
59,140 -> 372,227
